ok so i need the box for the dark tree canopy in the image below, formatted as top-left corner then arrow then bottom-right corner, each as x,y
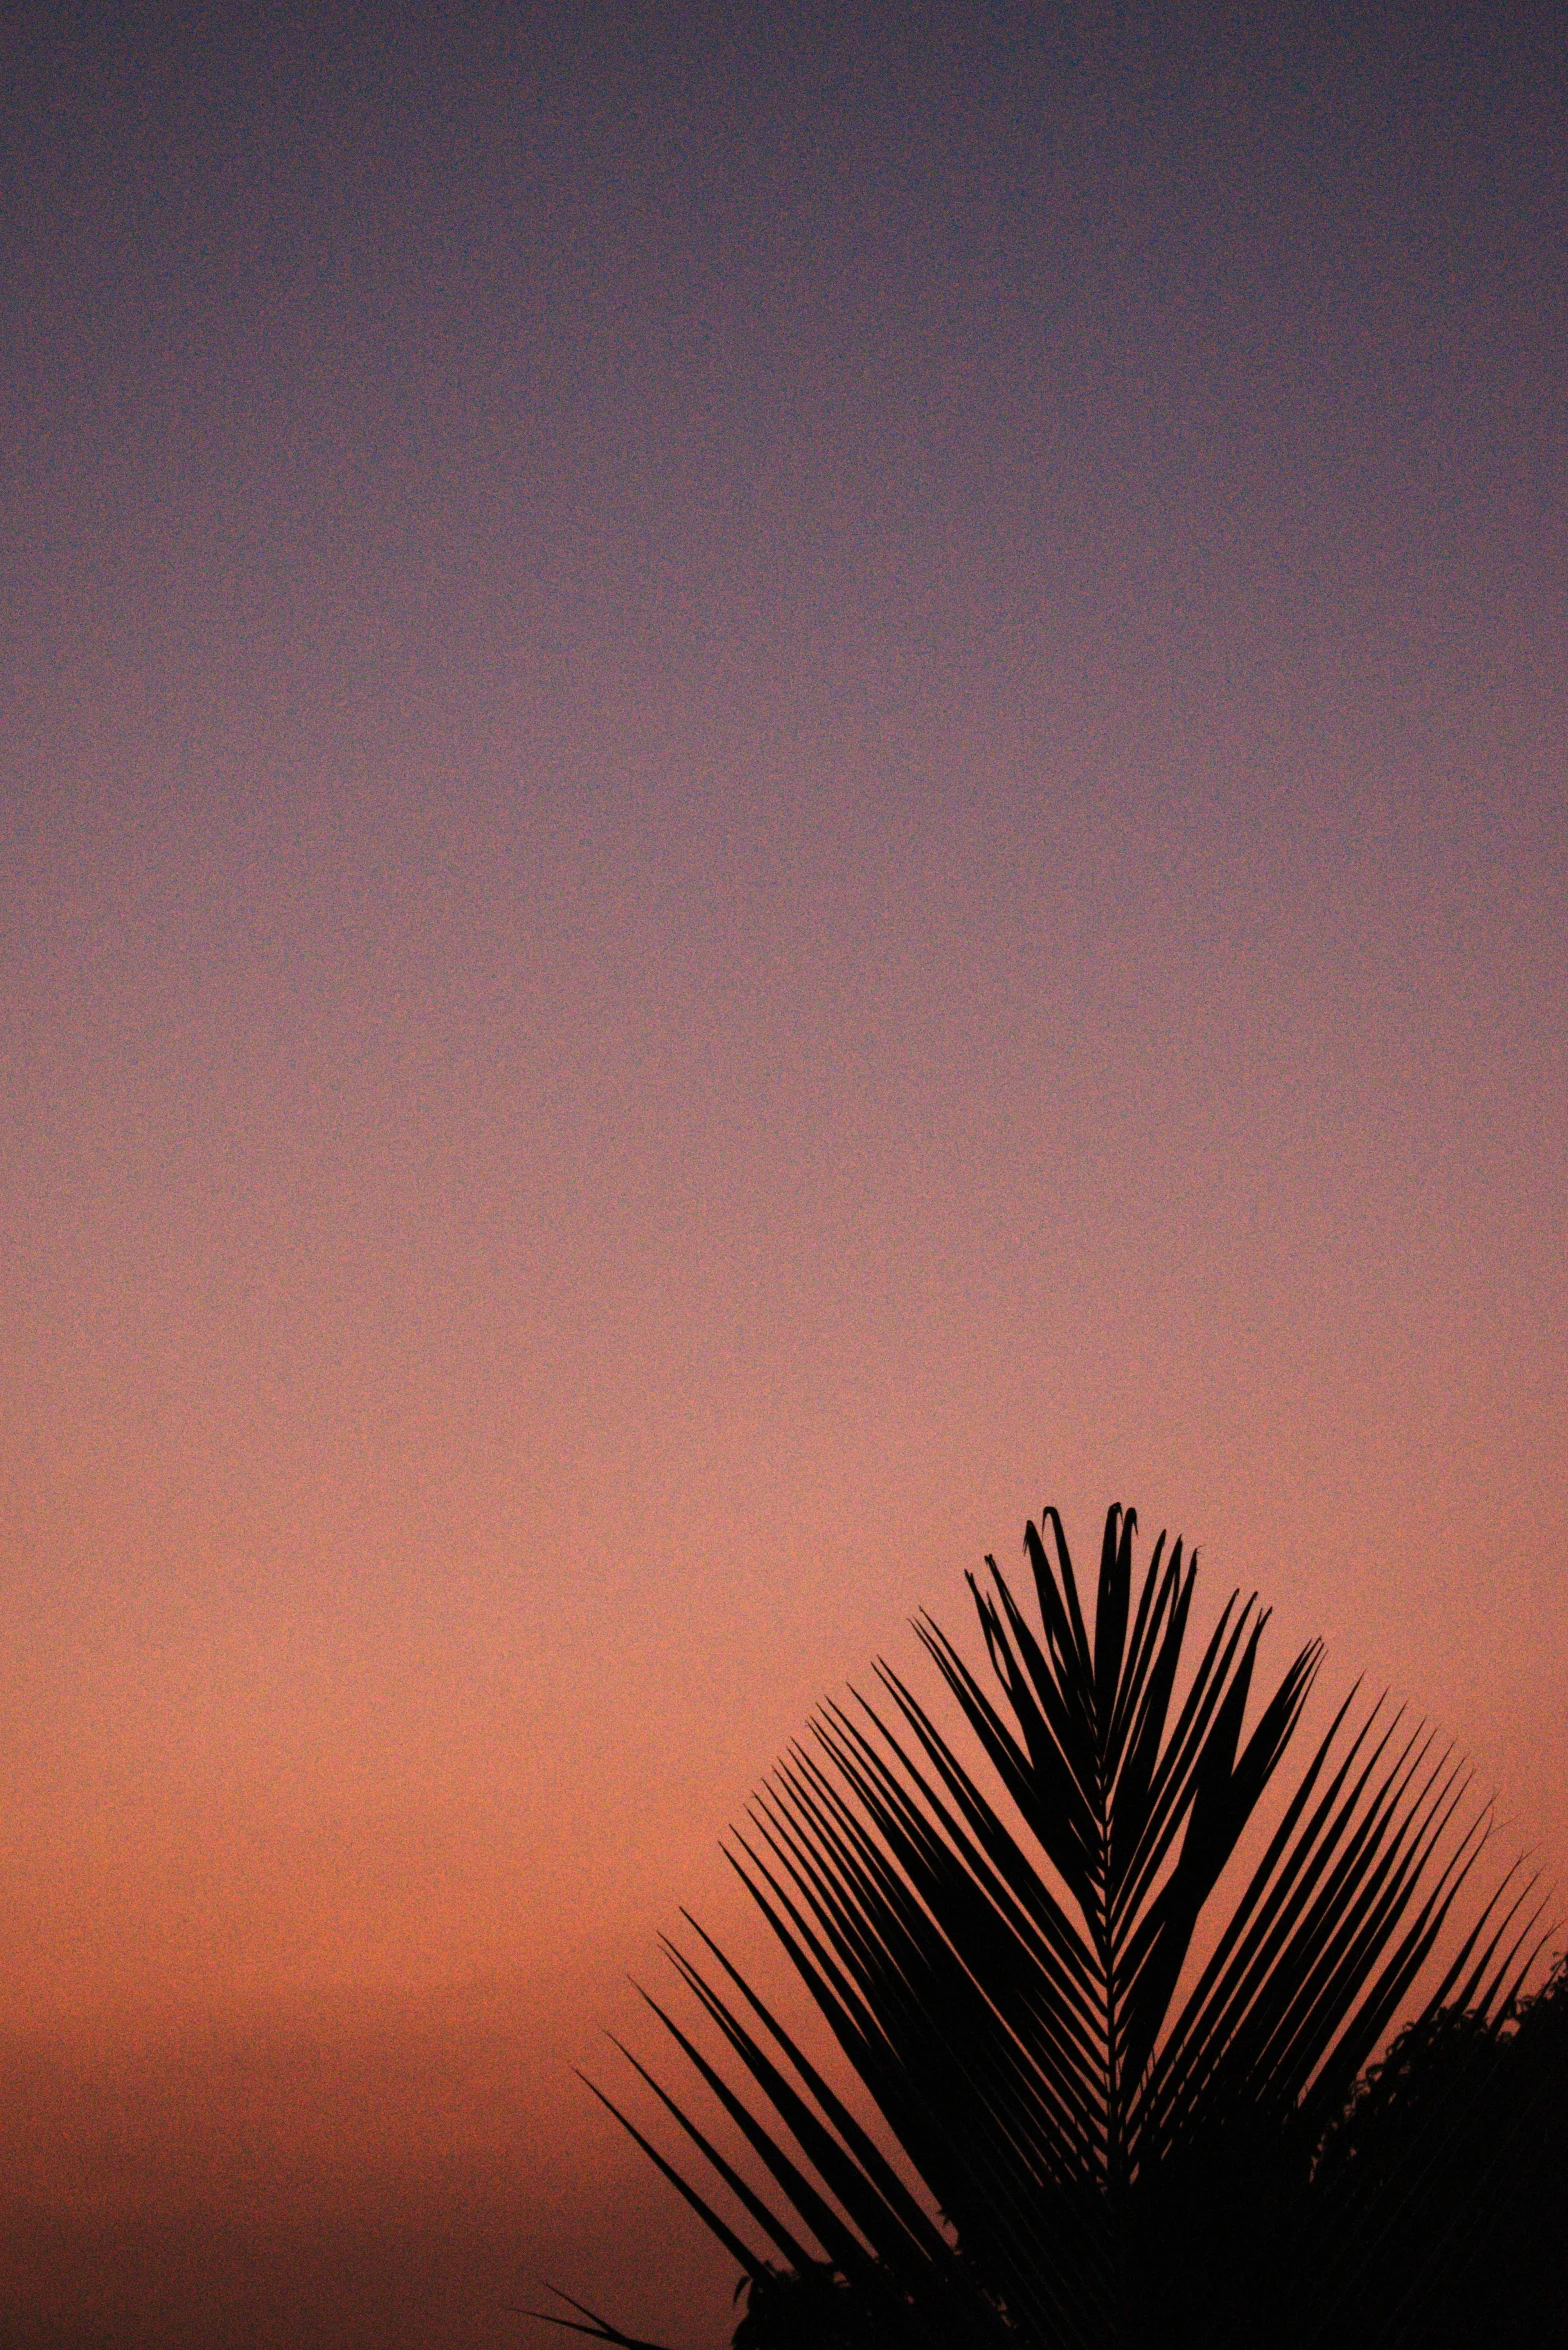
541,1504 -> 1552,2350
1311,1956 -> 1568,2344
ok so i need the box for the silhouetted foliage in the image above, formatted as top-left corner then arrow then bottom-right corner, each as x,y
539,1504 -> 1550,2349
1311,1953 -> 1568,2345
731,2259 -> 909,2348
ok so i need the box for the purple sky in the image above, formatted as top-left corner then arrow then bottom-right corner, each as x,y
2,6 -> 1564,2344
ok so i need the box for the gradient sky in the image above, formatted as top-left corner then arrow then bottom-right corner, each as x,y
2,3 -> 1565,2343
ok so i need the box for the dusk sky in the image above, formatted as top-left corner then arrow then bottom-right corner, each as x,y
2,4 -> 1565,2343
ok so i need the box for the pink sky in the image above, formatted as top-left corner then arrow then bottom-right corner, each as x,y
2,6 -> 1564,2343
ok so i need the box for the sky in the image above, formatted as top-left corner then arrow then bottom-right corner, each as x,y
1,1 -> 1565,2342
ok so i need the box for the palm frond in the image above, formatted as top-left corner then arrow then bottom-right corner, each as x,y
573,1503 -> 1531,2349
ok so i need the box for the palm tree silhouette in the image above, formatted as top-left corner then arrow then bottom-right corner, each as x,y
543,1504 -> 1546,2349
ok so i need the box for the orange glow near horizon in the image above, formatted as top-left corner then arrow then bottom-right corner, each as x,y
2,8 -> 1565,2345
